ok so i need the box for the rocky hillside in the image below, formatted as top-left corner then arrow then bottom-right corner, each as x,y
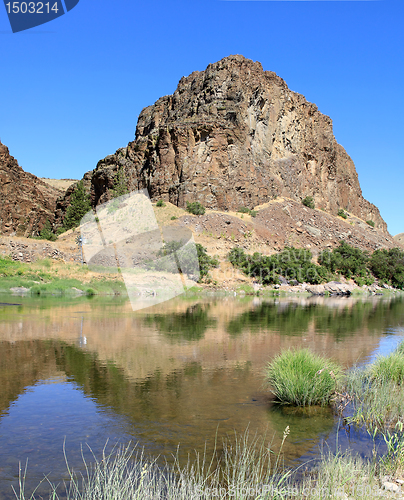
175,198 -> 398,260
0,141 -> 60,236
394,233 -> 404,246
77,55 -> 387,233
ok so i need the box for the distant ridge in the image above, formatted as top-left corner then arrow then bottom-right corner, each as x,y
0,141 -> 60,236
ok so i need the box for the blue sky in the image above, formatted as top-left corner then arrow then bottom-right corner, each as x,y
0,0 -> 403,235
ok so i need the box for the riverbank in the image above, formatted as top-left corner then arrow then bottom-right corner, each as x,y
13,439 -> 404,499
0,255 -> 126,296
1,253 -> 402,299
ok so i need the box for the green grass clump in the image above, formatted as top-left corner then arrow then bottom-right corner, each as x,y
395,339 -> 404,355
266,348 -> 342,406
342,341 -> 404,430
343,368 -> 404,430
156,199 -> 165,207
369,351 -> 404,385
0,255 -> 24,276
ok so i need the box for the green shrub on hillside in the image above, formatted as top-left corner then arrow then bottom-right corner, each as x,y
155,241 -> 218,282
337,209 -> 347,219
156,199 -> 165,207
196,243 -> 219,280
366,220 -> 375,227
186,201 -> 205,215
302,196 -> 315,209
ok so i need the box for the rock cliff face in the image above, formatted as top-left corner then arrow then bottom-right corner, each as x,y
0,141 -> 60,236
89,55 -> 387,233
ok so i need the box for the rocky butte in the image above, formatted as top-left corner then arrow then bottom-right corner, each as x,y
80,54 -> 387,233
0,141 -> 60,236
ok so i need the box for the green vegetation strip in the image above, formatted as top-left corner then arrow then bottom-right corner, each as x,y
0,256 -> 125,296
228,240 -> 404,288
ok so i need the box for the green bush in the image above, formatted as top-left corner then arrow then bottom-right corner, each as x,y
337,209 -> 347,219
302,196 -> 315,209
63,180 -> 91,230
36,219 -> 57,241
171,216 -> 177,220
228,246 -> 328,285
369,248 -> 404,289
156,200 -> 165,207
155,241 -> 218,282
318,240 -> 369,279
196,243 -> 219,281
366,220 -> 375,227
186,201 -> 205,215
266,348 -> 342,406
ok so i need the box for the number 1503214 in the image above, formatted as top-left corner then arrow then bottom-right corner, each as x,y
5,2 -> 59,14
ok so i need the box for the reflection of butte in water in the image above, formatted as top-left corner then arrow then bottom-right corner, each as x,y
0,296 -> 403,480
0,296 -> 400,381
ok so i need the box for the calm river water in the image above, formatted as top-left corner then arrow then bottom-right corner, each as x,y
0,292 -> 403,498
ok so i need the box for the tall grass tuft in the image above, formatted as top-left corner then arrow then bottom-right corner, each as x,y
369,351 -> 404,385
13,431 -> 293,499
343,340 -> 404,430
266,349 -> 342,406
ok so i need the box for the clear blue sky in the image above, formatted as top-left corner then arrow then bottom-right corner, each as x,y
1,0 -> 403,235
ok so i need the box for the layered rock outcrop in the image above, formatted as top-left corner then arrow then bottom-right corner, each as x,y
87,55 -> 387,233
0,141 -> 60,236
